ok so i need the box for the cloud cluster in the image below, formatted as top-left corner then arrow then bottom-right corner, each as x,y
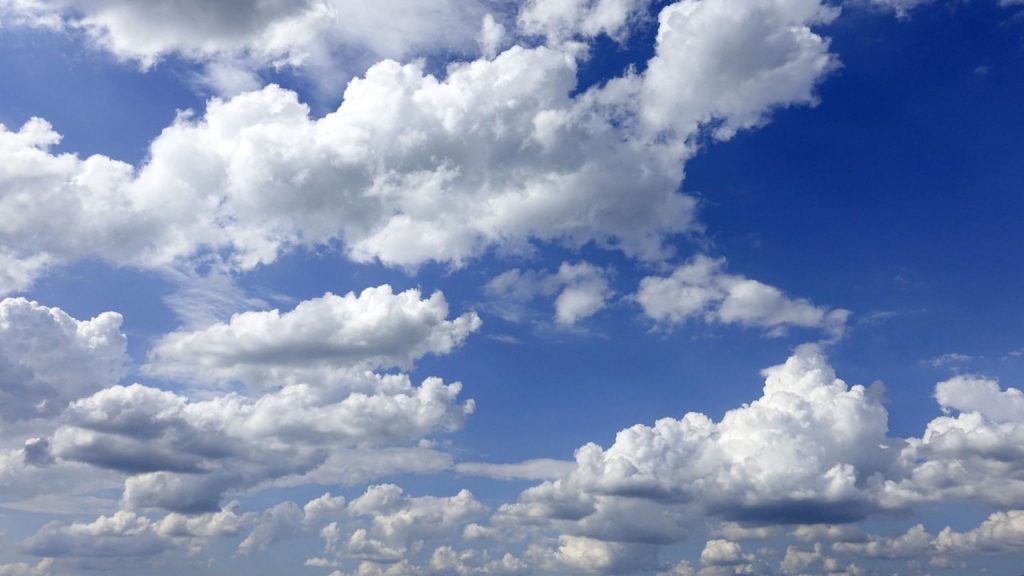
15,338 -> 1024,574
636,255 -> 849,337
0,0 -> 841,295
0,285 -> 478,520
47,370 -> 472,513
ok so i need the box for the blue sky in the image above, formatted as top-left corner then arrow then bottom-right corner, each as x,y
1,1 -> 1023,575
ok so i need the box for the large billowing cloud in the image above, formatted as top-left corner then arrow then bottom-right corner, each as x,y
496,344 -> 896,536
0,0 -> 840,294
146,285 -> 481,390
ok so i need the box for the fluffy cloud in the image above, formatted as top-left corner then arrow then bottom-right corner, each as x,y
518,0 -> 654,43
0,298 -> 126,434
1,0 -> 490,93
22,511 -> 173,558
48,374 -> 472,512
935,509 -> 1024,554
485,262 -> 614,327
882,375 -> 1024,507
0,0 -> 842,294
699,539 -> 749,566
635,255 -> 849,337
0,559 -> 53,576
639,0 -> 838,141
146,286 -> 481,389
492,343 -> 895,562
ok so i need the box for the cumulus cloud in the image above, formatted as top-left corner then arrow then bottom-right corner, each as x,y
22,511 -> 173,558
485,262 -> 614,327
828,509 -> 1024,565
0,298 -> 126,435
1,0 -> 490,94
0,0 -> 842,294
0,559 -> 53,576
518,0 -> 654,44
635,255 -> 849,337
47,374 -> 472,512
146,285 -> 481,389
321,484 -> 488,570
491,343 -> 896,566
882,374 -> 1024,508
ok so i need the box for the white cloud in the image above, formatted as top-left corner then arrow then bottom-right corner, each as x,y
926,352 -> 973,368
338,484 -> 487,566
700,539 -> 748,566
832,524 -> 932,559
639,0 -> 839,141
22,511 -> 172,558
518,0 -> 654,44
1,0 -> 842,294
882,375 -> 1024,508
455,459 -> 576,481
0,559 -> 53,576
635,255 -> 849,337
495,343 -> 895,553
0,298 -> 126,435
935,509 -> 1024,554
49,375 -> 472,512
4,0 -> 490,94
146,285 -> 481,390
485,262 -> 613,327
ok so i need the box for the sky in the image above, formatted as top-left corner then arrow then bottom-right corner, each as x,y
0,0 -> 1023,575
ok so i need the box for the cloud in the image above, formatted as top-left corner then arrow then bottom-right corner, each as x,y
635,255 -> 849,337
2,0 -> 490,94
22,511 -> 173,558
699,539 -> 749,567
925,352 -> 973,368
0,559 -> 53,576
935,509 -> 1024,554
455,459 -> 576,481
493,343 -> 896,559
0,298 -> 126,435
146,285 -> 481,390
0,0 -> 842,294
877,374 -> 1024,509
331,484 -> 488,569
485,262 -> 614,327
49,375 -> 472,512
518,0 -> 655,44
